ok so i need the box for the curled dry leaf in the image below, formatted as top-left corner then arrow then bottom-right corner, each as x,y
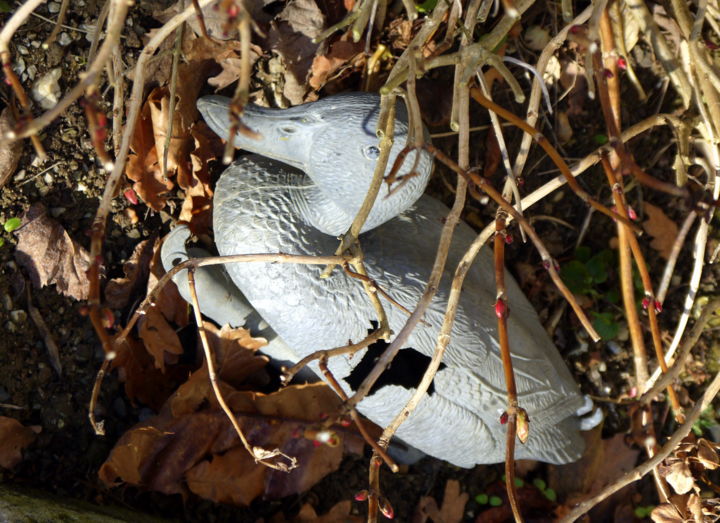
101,378 -> 356,505
111,333 -> 186,411
14,203 -> 91,300
125,58 -> 216,213
125,96 -> 173,210
414,479 -> 469,523
178,121 -> 223,235
0,417 -> 39,469
651,503 -> 684,523
0,108 -> 23,189
290,500 -> 363,522
102,321 -> 360,505
697,438 -> 719,470
104,238 -> 155,309
643,202 -> 679,260
309,36 -> 363,91
184,36 -> 263,91
661,461 -> 695,495
267,0 -> 325,104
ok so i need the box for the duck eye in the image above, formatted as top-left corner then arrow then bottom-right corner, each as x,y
281,126 -> 297,134
363,145 -> 380,160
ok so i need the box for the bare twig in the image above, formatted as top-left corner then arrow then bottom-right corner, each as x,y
657,212 -> 697,304
639,298 -> 720,404
561,369 -> 720,522
42,0 -> 70,48
9,0 -> 130,140
187,268 -> 297,471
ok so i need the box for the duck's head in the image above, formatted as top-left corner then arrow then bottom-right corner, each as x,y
198,93 -> 433,235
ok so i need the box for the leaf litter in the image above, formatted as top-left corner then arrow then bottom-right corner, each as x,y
101,322 -> 363,505
14,202 -> 91,301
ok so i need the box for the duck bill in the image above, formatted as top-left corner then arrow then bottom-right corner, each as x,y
197,95 -> 315,170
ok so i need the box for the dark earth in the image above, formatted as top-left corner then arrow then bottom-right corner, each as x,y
1,0 -> 719,521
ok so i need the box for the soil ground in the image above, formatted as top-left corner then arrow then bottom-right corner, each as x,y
0,1 -> 718,522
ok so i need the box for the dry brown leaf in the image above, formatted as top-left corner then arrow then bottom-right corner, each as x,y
415,479 -> 469,523
309,37 -> 363,90
104,238 -> 154,309
100,381 -> 353,505
0,108 -> 23,189
111,334 -> 184,410
14,202 -> 91,300
0,417 -> 38,469
651,502 -> 684,523
178,121 -> 222,235
267,0 -> 325,104
126,98 -> 173,210
102,316 -> 357,506
184,37 -> 263,91
697,439 -> 719,470
643,202 -> 679,259
139,307 -> 184,372
661,461 -> 695,495
291,500 -> 362,522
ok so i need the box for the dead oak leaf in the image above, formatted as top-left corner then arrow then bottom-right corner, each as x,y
414,479 -> 469,523
651,502 -> 685,523
0,417 -> 39,469
309,37 -> 363,91
126,98 -> 173,210
267,0 -> 326,104
660,461 -> 695,495
178,121 -> 222,234
643,202 -> 679,260
139,307 -> 184,372
100,382 -> 354,505
14,202 -> 91,300
104,238 -> 155,309
111,333 -> 185,410
291,500 -> 363,522
184,37 -> 263,91
697,438 -> 719,470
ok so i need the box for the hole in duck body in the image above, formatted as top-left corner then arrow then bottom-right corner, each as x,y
345,323 -> 445,396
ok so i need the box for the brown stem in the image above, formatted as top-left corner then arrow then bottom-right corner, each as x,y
560,369 -> 720,522
188,268 -> 297,472
469,87 -> 640,233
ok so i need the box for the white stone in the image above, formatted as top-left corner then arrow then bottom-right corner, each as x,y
58,33 -> 72,47
32,68 -> 63,110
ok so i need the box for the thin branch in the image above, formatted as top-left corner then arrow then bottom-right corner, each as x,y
560,369 -> 720,522
188,268 -> 297,472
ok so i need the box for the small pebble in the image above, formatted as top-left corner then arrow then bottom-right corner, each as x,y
1,293 -> 12,311
9,310 -> 27,324
58,33 -> 72,47
5,321 -> 16,333
25,64 -> 37,81
14,170 -> 26,181
30,40 -> 41,49
44,173 -> 54,185
32,67 -> 63,110
12,56 -> 25,77
606,341 -> 622,355
48,1 -> 60,13
16,45 -> 29,55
